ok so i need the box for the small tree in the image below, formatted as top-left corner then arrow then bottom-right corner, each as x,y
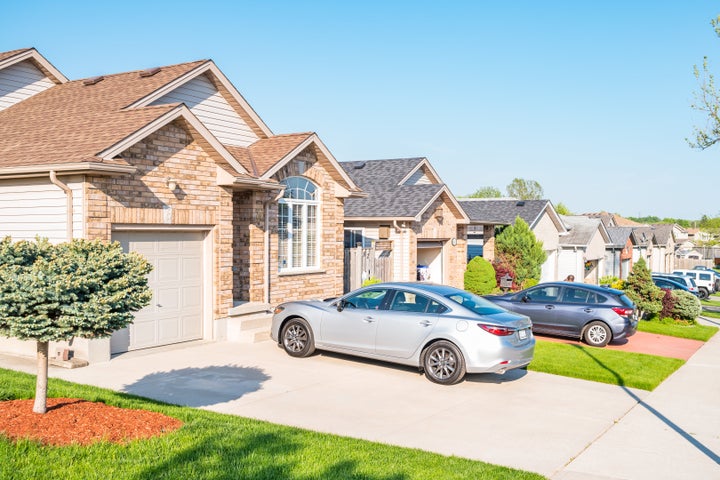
495,217 -> 546,288
672,290 -> 702,321
464,257 -> 496,295
624,258 -> 663,319
0,237 -> 152,413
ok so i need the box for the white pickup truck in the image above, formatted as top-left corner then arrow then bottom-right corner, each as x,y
672,269 -> 716,299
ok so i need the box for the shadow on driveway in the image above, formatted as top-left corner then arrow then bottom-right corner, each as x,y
122,365 -> 270,407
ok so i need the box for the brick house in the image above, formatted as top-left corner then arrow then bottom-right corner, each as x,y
341,158 -> 469,289
0,48 -> 362,362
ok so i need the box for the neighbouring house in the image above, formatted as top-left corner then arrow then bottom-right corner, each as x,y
630,227 -> 654,268
0,48 -> 363,362
340,158 -> 469,290
648,224 -> 676,273
559,215 -> 611,284
459,199 -> 567,282
604,227 -> 634,279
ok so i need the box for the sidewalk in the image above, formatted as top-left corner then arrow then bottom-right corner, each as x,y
0,322 -> 718,479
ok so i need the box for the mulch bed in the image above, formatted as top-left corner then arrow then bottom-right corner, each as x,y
0,398 -> 183,446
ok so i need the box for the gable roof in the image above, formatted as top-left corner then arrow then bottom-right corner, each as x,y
341,158 -> 467,221
459,198 -> 566,234
0,49 -> 362,193
560,215 -> 610,246
606,226 -> 634,248
0,59 -> 206,170
0,47 -> 67,84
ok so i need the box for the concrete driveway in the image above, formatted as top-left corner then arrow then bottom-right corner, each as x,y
2,324 -> 719,479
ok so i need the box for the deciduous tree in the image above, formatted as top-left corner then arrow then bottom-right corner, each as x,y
506,178 -> 544,200
465,186 -> 502,198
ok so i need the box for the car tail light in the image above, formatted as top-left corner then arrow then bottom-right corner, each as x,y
479,324 -> 516,336
612,307 -> 634,317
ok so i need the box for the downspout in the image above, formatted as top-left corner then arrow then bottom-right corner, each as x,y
49,171 -> 73,241
264,189 -> 285,305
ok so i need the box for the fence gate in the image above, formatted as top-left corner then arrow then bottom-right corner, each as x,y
344,247 -> 393,292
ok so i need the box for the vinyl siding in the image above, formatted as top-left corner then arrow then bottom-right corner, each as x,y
150,74 -> 259,147
0,61 -> 56,111
0,176 -> 84,242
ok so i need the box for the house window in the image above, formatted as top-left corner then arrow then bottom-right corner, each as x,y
344,228 -> 369,248
278,177 -> 319,271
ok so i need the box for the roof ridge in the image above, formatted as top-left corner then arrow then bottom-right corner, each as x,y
71,59 -> 208,82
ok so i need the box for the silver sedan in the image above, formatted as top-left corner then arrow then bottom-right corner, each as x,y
271,282 -> 535,385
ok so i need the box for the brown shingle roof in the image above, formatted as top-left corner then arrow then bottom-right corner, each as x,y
0,60 -> 205,167
0,48 -> 31,62
225,133 -> 313,176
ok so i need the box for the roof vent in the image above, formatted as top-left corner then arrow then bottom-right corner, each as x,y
82,76 -> 104,86
353,162 -> 366,169
139,67 -> 161,78
516,201 -> 525,206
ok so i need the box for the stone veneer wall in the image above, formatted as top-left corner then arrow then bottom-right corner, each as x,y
85,120 -> 235,319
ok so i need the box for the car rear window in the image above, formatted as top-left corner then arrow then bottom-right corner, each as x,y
618,294 -> 635,308
446,291 -> 506,315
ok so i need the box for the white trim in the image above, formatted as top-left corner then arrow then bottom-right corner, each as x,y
415,186 -> 470,224
97,104 -> 250,175
0,48 -> 67,83
260,133 -> 361,194
111,224 -> 214,231
125,61 -> 273,138
0,162 -> 136,178
397,158 -> 442,186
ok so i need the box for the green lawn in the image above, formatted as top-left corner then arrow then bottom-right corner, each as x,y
528,341 -> 684,391
0,368 -> 544,480
637,318 -> 718,341
701,298 -> 720,308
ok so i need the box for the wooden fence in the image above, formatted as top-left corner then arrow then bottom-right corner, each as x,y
344,247 -> 393,293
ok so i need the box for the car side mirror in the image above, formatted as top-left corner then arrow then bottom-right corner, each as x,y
336,300 -> 346,312
521,295 -> 530,303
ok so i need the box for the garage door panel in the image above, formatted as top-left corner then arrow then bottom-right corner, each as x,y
110,231 -> 205,354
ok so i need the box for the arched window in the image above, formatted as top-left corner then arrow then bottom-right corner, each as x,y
278,177 -> 319,270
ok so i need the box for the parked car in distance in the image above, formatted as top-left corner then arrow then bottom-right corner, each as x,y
486,282 -> 638,347
652,277 -> 700,297
691,265 -> 720,290
271,282 -> 535,385
671,269 -> 716,299
652,273 -> 699,296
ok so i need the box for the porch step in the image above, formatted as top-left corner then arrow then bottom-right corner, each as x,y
226,302 -> 273,343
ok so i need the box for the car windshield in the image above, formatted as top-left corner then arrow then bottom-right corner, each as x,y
445,291 -> 506,315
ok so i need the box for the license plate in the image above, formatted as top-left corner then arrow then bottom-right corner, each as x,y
518,329 -> 528,340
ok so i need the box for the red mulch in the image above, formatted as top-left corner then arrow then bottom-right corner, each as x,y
0,398 -> 183,446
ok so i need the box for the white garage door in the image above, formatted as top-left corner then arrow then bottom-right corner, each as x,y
110,231 -> 204,354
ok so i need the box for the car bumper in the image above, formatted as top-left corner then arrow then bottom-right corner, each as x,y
464,337 -> 536,374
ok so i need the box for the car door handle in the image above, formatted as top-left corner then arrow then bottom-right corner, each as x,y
584,308 -> 593,313
545,305 -> 555,310
419,320 -> 433,327
363,317 -> 375,323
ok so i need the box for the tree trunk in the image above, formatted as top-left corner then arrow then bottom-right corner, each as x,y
33,341 -> 49,414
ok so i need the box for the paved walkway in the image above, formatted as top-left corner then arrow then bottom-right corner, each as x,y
1,320 -> 718,479
537,330 -> 705,360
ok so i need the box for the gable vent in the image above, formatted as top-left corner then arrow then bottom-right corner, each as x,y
139,67 -> 161,78
83,76 -> 104,86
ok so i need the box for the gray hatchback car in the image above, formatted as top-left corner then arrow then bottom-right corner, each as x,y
486,282 -> 638,347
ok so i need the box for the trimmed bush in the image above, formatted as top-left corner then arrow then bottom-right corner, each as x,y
464,257 -> 497,295
672,290 -> 702,321
660,289 -> 676,319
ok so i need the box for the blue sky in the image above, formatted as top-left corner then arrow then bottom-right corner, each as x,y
3,1 -> 719,219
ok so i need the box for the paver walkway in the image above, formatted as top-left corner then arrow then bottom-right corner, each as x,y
537,330 -> 704,360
